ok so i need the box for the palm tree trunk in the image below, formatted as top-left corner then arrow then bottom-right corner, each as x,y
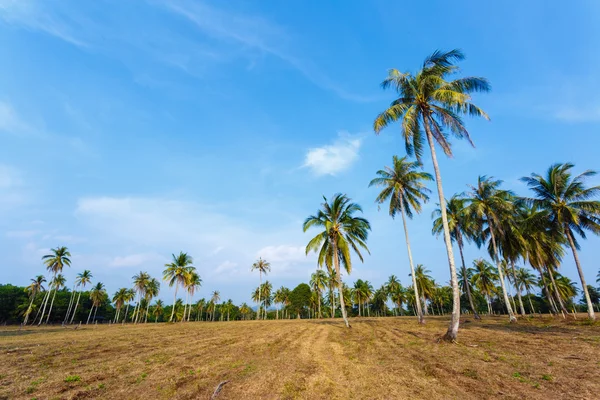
257,272 -> 262,321
526,289 -> 536,314
332,243 -> 350,328
487,225 -> 517,322
170,285 -> 178,322
145,301 -> 150,323
87,305 -> 94,324
32,291 -> 47,325
24,295 -> 35,325
93,304 -> 98,322
45,287 -> 58,324
37,288 -> 52,325
547,267 -> 568,318
70,292 -> 82,324
565,229 -> 596,320
510,262 -> 526,316
457,235 -> 480,319
318,293 -> 321,318
123,303 -> 130,323
330,285 -> 335,318
400,200 -> 425,324
64,285 -> 76,323
537,269 -> 558,314
423,122 -> 460,341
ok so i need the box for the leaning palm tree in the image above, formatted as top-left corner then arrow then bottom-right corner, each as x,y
369,155 -> 432,323
163,252 -> 194,322
184,271 -> 201,322
38,246 -> 71,325
304,193 -> 371,328
144,278 -> 160,323
153,299 -> 164,322
45,273 -> 66,324
251,257 -> 271,320
132,271 -> 150,323
433,195 -> 480,319
386,275 -> 401,315
373,49 -> 490,341
310,270 -> 328,318
210,291 -> 221,321
466,176 -> 517,322
87,282 -> 106,324
69,270 -> 92,324
24,275 -> 46,325
410,265 -> 435,315
112,288 -> 129,323
122,288 -> 135,323
521,163 -> 600,320
514,267 -> 538,314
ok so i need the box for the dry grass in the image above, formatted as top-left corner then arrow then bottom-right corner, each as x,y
1,315 -> 599,399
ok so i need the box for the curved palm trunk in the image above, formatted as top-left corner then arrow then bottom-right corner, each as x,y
332,242 -> 350,328
169,285 -> 178,322
547,266 -> 568,318
457,234 -> 480,319
32,291 -> 47,325
70,291 -> 82,324
488,225 -> 517,322
24,295 -> 36,325
64,285 -> 76,323
423,124 -> 460,340
45,287 -> 58,324
123,303 -> 130,323
537,270 -> 558,314
93,304 -> 98,322
37,289 -> 52,325
400,200 -> 424,324
145,300 -> 151,323
257,272 -> 262,321
510,262 -> 526,316
565,229 -> 595,320
87,305 -> 94,324
526,289 -> 536,314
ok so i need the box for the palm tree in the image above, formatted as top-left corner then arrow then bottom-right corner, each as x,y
514,267 -> 538,314
210,291 -> 220,321
369,155 -> 432,323
23,275 -> 46,325
304,194 -> 371,328
389,285 -> 407,316
121,288 -> 135,323
44,273 -> 66,324
373,49 -> 490,341
87,282 -> 106,324
410,265 -> 435,315
386,275 -> 401,315
470,259 -> 498,315
163,252 -> 194,322
433,195 -> 481,319
273,287 -> 287,320
240,303 -> 252,320
153,299 -> 164,322
132,271 -> 150,323
112,288 -> 129,323
70,270 -> 92,324
184,271 -> 201,322
466,176 -> 517,322
38,246 -> 71,325
310,270 -> 328,318
260,281 -> 272,320
144,278 -> 160,323
251,257 -> 271,320
521,163 -> 600,320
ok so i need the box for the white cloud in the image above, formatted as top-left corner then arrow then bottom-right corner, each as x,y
554,106 -> 600,122
109,253 -> 166,268
5,229 -> 39,238
256,245 -> 306,264
303,132 -> 362,176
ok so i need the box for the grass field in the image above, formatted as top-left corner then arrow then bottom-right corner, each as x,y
1,316 -> 599,399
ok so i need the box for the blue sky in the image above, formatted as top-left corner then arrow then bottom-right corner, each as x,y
1,0 -> 599,305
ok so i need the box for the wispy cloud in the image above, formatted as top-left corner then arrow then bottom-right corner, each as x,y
554,105 -> 600,122
304,132 -> 362,176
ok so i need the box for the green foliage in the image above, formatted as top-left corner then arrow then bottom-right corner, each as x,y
64,375 -> 81,383
288,283 -> 312,318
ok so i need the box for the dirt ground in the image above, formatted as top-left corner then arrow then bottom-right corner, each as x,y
1,315 -> 599,399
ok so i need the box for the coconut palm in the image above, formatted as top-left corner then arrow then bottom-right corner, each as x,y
373,49 -> 490,341
87,282 -> 106,324
163,252 -> 194,322
183,271 -> 201,322
466,176 -> 517,322
210,291 -> 220,321
23,275 -> 46,325
304,194 -> 371,328
470,259 -> 498,315
310,270 -> 328,318
409,265 -> 435,315
132,271 -> 150,323
38,246 -> 71,325
514,267 -> 538,314
240,303 -> 252,320
521,163 -> 600,320
386,275 -> 401,315
273,287 -> 287,320
389,285 -> 407,316
153,299 -> 164,322
251,257 -> 271,320
43,273 -> 66,324
369,155 -> 432,323
70,270 -> 92,324
260,281 -> 273,319
433,195 -> 481,319
112,288 -> 129,323
144,278 -> 160,323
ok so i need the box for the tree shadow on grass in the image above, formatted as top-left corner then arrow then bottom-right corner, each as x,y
0,328 -> 65,337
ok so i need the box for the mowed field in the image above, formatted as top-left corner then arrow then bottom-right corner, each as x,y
1,316 -> 599,400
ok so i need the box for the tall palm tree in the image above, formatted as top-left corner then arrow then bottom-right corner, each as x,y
514,267 -> 538,314
251,257 -> 271,320
304,194 -> 371,328
410,265 -> 435,315
470,259 -> 498,315
184,271 -> 201,322
38,246 -> 71,325
373,49 -> 490,341
369,155 -> 432,323
132,271 -> 150,323
163,252 -> 194,322
144,278 -> 160,323
466,176 -> 517,322
273,287 -> 287,320
23,275 -> 46,325
87,282 -> 106,324
310,270 -> 328,318
433,195 -> 481,319
521,163 -> 600,320
210,291 -> 220,321
112,288 -> 129,323
70,270 -> 92,324
260,281 -> 273,320
386,275 -> 401,315
45,273 -> 66,324
389,285 -> 407,316
122,288 -> 135,323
